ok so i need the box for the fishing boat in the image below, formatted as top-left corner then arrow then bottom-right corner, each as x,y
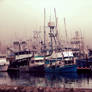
29,56 -> 45,72
45,50 -> 77,73
0,57 -> 9,72
7,41 -> 33,72
70,31 -> 92,71
42,9 -> 77,73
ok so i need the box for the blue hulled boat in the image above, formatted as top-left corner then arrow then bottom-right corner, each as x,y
45,51 -> 77,73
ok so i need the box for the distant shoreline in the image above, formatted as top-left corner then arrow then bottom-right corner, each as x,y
0,85 -> 92,92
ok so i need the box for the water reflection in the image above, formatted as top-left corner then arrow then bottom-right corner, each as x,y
45,73 -> 78,88
0,71 -> 92,88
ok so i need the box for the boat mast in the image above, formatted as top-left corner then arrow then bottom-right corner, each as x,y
80,30 -> 84,50
64,18 -> 68,49
54,8 -> 58,36
44,8 -> 46,49
48,9 -> 57,53
54,8 -> 58,49
54,8 -> 61,50
48,23 -> 55,54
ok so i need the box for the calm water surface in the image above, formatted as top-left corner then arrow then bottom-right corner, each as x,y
0,71 -> 92,88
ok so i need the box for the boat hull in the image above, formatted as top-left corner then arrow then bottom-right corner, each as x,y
76,58 -> 92,71
45,65 -> 77,73
29,65 -> 44,73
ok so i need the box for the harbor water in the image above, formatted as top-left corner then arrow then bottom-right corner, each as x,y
1,71 -> 92,88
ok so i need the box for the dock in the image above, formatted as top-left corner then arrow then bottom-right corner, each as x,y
0,85 -> 92,92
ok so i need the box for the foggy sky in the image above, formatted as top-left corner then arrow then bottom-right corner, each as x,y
0,0 -> 92,48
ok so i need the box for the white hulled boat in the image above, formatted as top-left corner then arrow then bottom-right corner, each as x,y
0,58 -> 9,72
